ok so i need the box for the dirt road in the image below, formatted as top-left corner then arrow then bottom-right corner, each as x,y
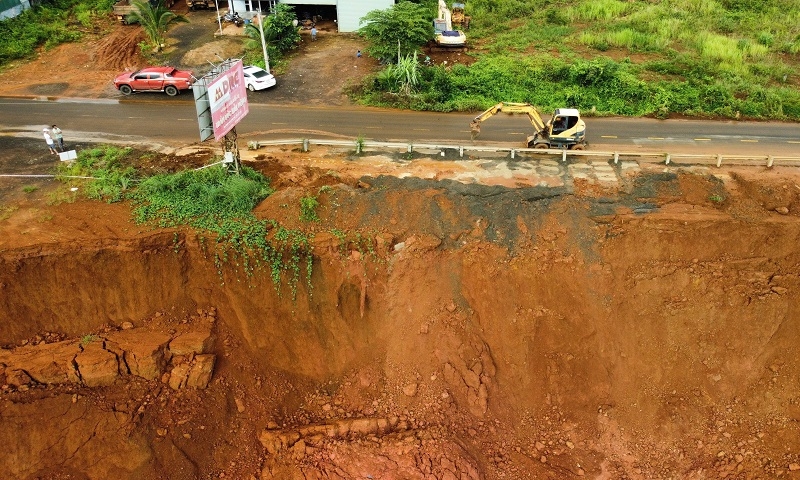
0,9 -> 380,105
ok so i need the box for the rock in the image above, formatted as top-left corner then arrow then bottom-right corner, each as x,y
169,329 -> 216,356
169,363 -> 190,390
790,463 -> 800,471
403,383 -> 418,397
235,398 -> 245,413
350,418 -> 377,435
540,455 -> 547,463
8,340 -> 82,385
374,233 -> 394,256
121,321 -> 134,330
775,206 -> 789,215
291,439 -> 306,459
106,330 -> 172,380
185,354 -> 215,389
75,342 -> 119,387
462,369 -> 481,390
405,234 -> 442,253
771,286 -> 788,295
6,369 -> 32,387
310,232 -> 339,253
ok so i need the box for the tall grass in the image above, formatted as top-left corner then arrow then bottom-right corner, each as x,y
566,0 -> 631,22
579,28 -> 670,52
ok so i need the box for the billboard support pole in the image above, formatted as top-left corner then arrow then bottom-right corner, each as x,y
222,127 -> 241,174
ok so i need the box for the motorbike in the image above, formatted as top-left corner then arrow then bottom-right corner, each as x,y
222,11 -> 243,27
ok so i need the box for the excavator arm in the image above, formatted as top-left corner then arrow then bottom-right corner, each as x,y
469,102 -> 547,139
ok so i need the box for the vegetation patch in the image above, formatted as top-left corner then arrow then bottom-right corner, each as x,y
0,0 -> 113,64
56,146 -> 137,202
56,146 -> 314,298
354,0 -> 800,120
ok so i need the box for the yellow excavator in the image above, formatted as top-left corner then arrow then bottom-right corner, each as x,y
470,102 -> 587,149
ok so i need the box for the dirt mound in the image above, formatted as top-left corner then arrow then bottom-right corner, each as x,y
93,25 -> 146,71
180,38 -> 246,67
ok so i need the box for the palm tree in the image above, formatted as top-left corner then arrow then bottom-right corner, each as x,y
127,0 -> 189,53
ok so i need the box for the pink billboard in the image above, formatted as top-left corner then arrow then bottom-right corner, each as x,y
209,60 -> 249,140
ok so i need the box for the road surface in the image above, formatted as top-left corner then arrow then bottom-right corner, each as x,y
0,97 -> 798,155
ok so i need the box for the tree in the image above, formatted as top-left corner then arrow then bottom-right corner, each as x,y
359,1 -> 434,63
126,0 -> 188,53
245,3 -> 300,55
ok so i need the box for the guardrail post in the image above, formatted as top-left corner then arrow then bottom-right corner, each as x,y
407,144 -> 413,153
716,154 -> 722,168
665,154 -> 671,165
459,146 -> 464,158
767,155 -> 774,168
562,149 -> 567,163
302,138 -> 309,152
614,152 -> 619,165
511,149 -> 516,159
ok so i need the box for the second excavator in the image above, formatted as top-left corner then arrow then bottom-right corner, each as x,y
470,102 -> 587,149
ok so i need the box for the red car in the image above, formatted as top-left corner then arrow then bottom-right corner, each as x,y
114,66 -> 194,96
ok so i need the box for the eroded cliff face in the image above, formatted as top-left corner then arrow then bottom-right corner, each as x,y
2,168 -> 800,479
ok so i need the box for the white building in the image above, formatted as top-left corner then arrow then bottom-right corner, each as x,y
230,0 -> 395,33
0,0 -> 32,20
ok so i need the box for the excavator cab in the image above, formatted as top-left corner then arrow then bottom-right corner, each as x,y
545,108 -> 586,149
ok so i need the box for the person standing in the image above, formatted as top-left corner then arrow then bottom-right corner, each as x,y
43,128 -> 57,155
310,26 -> 317,41
51,124 -> 64,151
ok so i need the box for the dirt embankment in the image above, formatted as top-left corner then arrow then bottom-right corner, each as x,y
2,144 -> 800,479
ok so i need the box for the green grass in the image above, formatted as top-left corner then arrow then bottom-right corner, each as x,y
354,0 -> 800,120
56,146 -> 137,202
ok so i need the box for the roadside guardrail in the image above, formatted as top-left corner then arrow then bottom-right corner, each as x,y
249,138 -> 800,168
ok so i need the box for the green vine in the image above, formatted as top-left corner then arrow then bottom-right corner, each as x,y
299,195 -> 320,222
128,164 -> 314,297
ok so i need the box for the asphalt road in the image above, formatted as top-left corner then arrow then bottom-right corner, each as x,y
0,96 -> 798,155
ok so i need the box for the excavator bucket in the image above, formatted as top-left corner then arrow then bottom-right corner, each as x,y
469,120 -> 481,139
